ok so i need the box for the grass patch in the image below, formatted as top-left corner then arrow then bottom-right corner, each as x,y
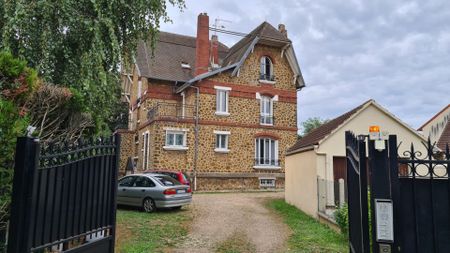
267,199 -> 347,253
115,207 -> 192,253
215,231 -> 256,253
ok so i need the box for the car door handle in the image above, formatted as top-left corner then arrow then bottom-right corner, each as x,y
122,189 -> 126,191
141,189 -> 145,192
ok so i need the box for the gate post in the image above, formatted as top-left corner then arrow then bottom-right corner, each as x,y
7,137 -> 39,253
345,132 -> 370,253
109,134 -> 121,253
368,138 -> 395,252
388,135 -> 401,252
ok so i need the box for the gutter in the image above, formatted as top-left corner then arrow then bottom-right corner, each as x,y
176,63 -> 238,93
286,144 -> 316,156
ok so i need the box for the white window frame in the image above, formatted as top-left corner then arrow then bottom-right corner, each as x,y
260,96 -> 274,126
181,92 -> 186,118
138,80 -> 142,99
163,128 -> 188,151
142,131 -> 150,170
259,177 -> 276,188
214,130 -> 230,153
254,138 -> 280,169
259,56 -> 275,84
215,86 -> 231,116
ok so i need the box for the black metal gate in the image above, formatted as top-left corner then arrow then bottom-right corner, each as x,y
346,131 -> 450,253
345,132 -> 370,253
7,135 -> 120,253
392,137 -> 450,252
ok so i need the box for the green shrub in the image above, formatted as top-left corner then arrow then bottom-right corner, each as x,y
334,191 -> 372,242
0,51 -> 36,248
335,203 -> 349,236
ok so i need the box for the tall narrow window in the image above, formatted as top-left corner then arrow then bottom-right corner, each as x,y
260,56 -> 273,81
138,80 -> 142,99
255,138 -> 279,168
215,86 -> 231,115
142,131 -> 150,170
260,96 -> 273,125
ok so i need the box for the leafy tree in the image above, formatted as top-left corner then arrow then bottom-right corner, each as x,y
0,51 -> 38,248
300,117 -> 329,137
1,0 -> 185,134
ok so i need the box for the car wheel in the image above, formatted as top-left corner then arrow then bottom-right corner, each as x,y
142,198 -> 156,213
172,206 -> 182,210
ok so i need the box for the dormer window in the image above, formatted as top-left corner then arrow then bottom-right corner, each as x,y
260,56 -> 274,82
181,62 -> 191,69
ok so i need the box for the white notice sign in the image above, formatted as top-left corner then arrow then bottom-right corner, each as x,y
375,199 -> 394,242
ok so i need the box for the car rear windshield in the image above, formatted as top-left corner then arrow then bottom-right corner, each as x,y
154,175 -> 182,186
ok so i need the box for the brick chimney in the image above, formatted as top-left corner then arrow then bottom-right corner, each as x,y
195,13 -> 210,75
211,34 -> 219,66
278,24 -> 288,38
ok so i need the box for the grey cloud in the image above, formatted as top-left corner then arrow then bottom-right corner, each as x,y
162,0 -> 450,129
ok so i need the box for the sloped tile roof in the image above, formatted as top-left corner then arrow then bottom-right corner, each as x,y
222,22 -> 291,67
418,104 -> 450,131
136,32 -> 229,82
287,101 -> 369,154
437,121 -> 450,150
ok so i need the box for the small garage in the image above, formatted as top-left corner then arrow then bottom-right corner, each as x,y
285,100 -> 427,220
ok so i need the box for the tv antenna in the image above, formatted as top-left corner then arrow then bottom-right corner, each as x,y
213,18 -> 232,35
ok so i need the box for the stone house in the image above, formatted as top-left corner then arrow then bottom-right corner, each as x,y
119,13 -> 305,191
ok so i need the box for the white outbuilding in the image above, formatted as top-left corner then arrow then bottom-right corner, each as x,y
285,99 -> 427,221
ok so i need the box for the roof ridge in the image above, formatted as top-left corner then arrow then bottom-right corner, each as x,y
287,100 -> 373,154
418,104 -> 450,131
157,31 -> 229,51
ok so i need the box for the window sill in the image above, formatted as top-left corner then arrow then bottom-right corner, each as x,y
260,123 -> 274,127
215,112 -> 230,117
214,148 -> 230,153
163,146 -> 188,151
253,165 -> 281,170
260,185 -> 276,188
258,80 -> 276,85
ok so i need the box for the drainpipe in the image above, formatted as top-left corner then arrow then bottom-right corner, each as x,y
190,86 -> 200,191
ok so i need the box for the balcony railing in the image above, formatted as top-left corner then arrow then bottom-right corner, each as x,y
259,74 -> 275,82
254,158 -> 280,167
147,102 -> 196,122
260,115 -> 274,125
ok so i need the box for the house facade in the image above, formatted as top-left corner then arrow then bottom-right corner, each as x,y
285,100 -> 427,219
118,13 -> 305,191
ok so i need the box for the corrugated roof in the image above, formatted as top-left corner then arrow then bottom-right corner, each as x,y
287,101 -> 370,154
136,32 -> 229,82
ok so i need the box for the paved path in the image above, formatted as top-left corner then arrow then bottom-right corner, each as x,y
172,192 -> 289,253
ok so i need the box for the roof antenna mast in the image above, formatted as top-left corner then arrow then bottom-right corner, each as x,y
213,18 -> 232,35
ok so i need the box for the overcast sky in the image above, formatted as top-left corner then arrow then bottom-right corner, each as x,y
161,0 -> 450,130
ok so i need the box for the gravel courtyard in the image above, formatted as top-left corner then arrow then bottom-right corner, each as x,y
172,191 -> 290,253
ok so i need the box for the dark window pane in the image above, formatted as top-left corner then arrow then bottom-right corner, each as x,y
119,176 -> 136,187
155,175 -> 182,186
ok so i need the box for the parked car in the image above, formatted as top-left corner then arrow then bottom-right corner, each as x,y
117,173 -> 192,212
144,170 -> 191,186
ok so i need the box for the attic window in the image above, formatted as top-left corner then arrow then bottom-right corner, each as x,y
260,56 -> 275,82
181,62 -> 191,69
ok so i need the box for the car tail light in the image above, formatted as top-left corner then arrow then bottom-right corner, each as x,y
163,188 -> 177,195
186,187 -> 192,193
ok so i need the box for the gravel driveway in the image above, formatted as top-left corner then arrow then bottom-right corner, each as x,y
172,191 -> 289,253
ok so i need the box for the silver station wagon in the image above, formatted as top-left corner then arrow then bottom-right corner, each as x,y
117,173 -> 192,212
